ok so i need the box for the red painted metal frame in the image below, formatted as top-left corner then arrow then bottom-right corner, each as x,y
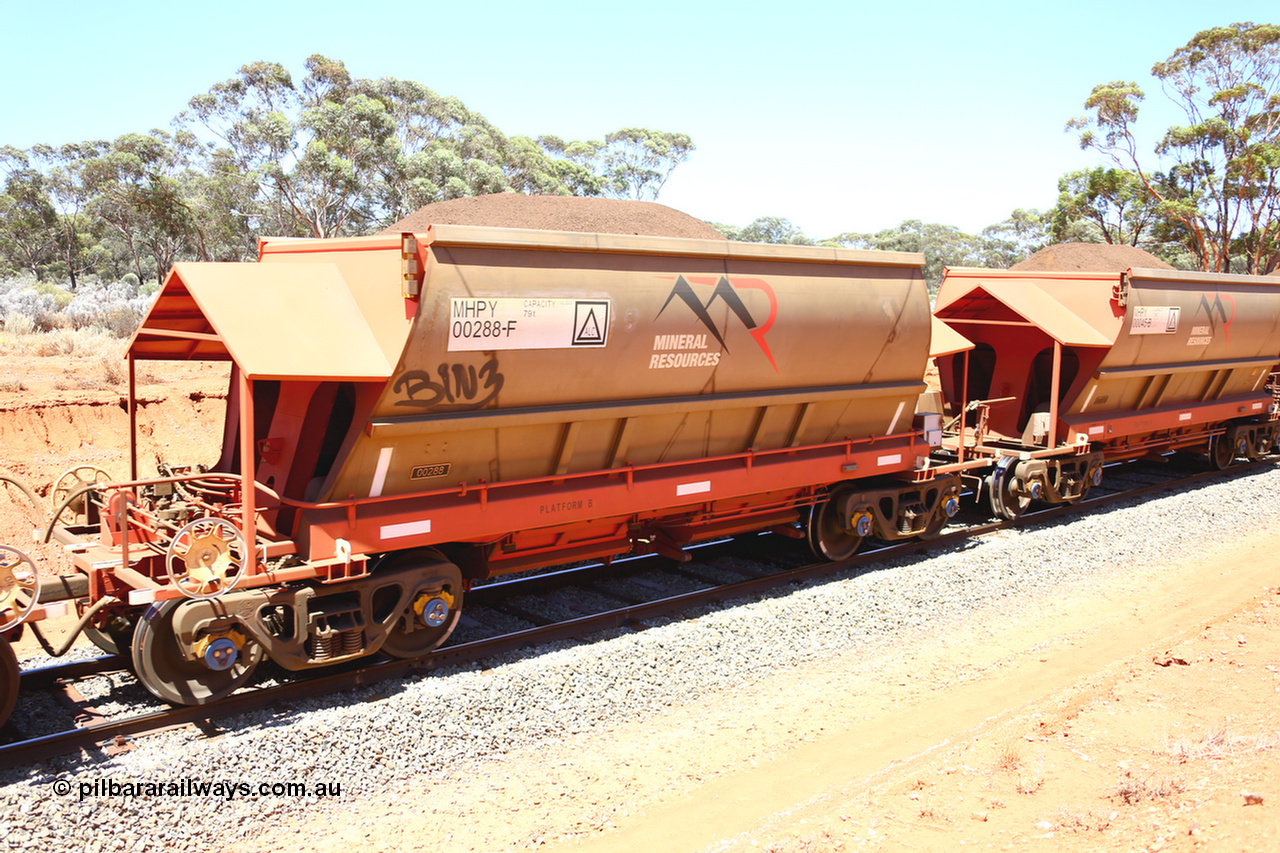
69,408 -> 935,602
289,431 -> 932,563
1059,392 -> 1272,449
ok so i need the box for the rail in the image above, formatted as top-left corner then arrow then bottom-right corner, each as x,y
3,455 -> 1268,768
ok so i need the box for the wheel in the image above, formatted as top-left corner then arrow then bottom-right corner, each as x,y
920,490 -> 961,540
83,626 -> 129,657
0,546 -> 38,633
987,462 -> 1030,521
381,587 -> 465,659
379,553 -> 465,659
131,599 -> 262,706
83,610 -> 140,661
165,518 -> 248,599
51,465 -> 113,525
1072,464 -> 1103,503
1208,434 -> 1235,471
1,634 -> 17,730
806,497 -> 863,561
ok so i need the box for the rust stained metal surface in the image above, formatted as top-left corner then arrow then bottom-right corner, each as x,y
301,226 -> 935,503
932,264 -> 1280,453
929,315 -> 974,358
933,268 -> 1118,347
131,261 -> 395,380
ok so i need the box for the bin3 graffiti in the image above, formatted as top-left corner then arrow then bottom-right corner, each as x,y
393,358 -> 505,410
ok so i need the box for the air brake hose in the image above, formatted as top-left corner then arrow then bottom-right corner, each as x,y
28,595 -> 121,658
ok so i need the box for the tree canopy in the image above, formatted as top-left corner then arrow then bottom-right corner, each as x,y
1067,22 -> 1280,273
830,214 -> 1050,293
7,21 -> 1280,322
0,54 -> 697,286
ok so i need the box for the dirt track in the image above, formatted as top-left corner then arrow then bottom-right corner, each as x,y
238,519 -> 1278,853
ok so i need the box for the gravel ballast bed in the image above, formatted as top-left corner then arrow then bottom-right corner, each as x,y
2,464 -> 1278,851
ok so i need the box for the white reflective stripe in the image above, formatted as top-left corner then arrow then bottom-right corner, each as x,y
877,453 -> 903,467
1088,425 -> 1105,436
128,588 -> 158,605
381,519 -> 432,540
887,401 -> 906,435
1253,401 -> 1264,410
1080,385 -> 1096,413
676,480 -> 712,496
370,447 -> 394,497
1178,412 -> 1193,422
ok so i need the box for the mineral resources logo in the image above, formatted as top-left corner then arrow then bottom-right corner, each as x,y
1195,292 -> 1236,344
653,276 -> 778,372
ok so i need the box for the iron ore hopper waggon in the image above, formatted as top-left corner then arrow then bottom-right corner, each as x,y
930,266 -> 1280,519
1,226 -> 961,718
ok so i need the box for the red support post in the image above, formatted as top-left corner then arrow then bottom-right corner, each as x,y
239,370 -> 258,576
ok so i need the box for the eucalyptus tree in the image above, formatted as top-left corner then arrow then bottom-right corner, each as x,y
717,216 -> 814,245
834,220 -> 986,293
0,146 -> 58,279
597,128 -> 694,201
182,55 -> 400,238
1050,167 -> 1161,247
1068,22 -> 1280,273
31,141 -> 117,288
81,131 -> 203,283
979,209 -> 1049,268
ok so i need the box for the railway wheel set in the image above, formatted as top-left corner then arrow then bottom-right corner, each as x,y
2,210 -> 1279,732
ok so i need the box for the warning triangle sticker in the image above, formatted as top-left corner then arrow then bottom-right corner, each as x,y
574,308 -> 604,344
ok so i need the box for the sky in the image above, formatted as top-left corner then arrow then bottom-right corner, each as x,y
2,1 -> 1276,238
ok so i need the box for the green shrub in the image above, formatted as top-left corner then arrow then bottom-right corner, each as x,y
29,281 -> 74,310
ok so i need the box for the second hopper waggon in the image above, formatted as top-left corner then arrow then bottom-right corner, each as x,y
930,266 -> 1280,518
10,226 -> 958,710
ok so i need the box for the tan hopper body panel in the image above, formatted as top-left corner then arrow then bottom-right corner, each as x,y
134,226 -> 932,508
933,267 -> 1280,441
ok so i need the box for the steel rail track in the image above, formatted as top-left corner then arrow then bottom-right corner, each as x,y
0,457 -> 1269,769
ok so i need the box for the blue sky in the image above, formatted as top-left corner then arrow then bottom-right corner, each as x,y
3,1 -> 1274,237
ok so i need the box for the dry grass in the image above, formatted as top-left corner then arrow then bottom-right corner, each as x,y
98,353 -> 128,386
994,741 -> 1023,772
2,311 -> 36,337
1055,807 -> 1114,832
1110,771 -> 1186,805
1015,775 -> 1045,795
1166,725 -> 1279,763
3,327 -> 124,359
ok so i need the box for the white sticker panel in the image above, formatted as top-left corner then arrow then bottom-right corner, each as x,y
1178,412 -> 1193,422
1088,425 -> 1105,436
876,454 -> 903,467
381,519 -> 433,540
676,480 -> 712,496
1130,305 -> 1180,335
448,298 -> 609,351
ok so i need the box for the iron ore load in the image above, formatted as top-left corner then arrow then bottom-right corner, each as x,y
0,226 -> 959,718
930,265 -> 1280,518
